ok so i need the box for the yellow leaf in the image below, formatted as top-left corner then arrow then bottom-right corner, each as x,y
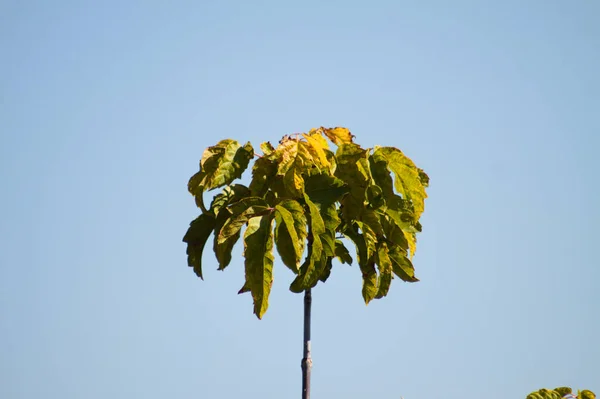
403,230 -> 417,259
302,132 -> 331,169
321,127 -> 354,145
275,138 -> 299,176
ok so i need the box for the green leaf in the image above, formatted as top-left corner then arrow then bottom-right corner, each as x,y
182,213 -> 216,279
372,151 -> 422,258
303,195 -> 325,235
417,167 -> 430,187
210,184 -> 250,216
334,240 -> 353,265
375,242 -> 393,298
243,215 -> 275,319
580,390 -> 596,399
289,195 -> 326,292
238,281 -> 250,294
218,197 -> 270,244
369,154 -> 395,199
355,220 -> 378,260
374,146 -> 428,220
381,215 -> 409,254
366,184 -> 385,209
388,244 -> 418,282
267,137 -> 314,197
260,141 -> 274,155
274,199 -> 307,272
274,218 -> 297,272
210,185 -> 251,270
319,203 -> 339,256
342,223 -> 368,268
318,257 -> 333,282
304,174 -> 349,206
342,223 -> 378,304
275,137 -> 300,176
335,143 -> 370,221
554,388 -> 572,397
283,166 -> 305,197
289,234 -> 324,293
188,140 -> 254,195
249,156 -> 278,197
360,209 -> 384,238
361,259 -> 378,304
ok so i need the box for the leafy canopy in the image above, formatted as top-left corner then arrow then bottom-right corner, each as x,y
183,127 -> 429,319
526,387 -> 596,399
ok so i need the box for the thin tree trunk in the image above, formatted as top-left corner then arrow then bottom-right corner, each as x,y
301,288 -> 312,399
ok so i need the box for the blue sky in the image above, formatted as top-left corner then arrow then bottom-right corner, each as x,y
1,1 -> 598,398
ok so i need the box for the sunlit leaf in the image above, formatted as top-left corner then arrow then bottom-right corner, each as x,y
283,166 -> 305,197
374,146 -> 427,220
243,215 -> 275,319
580,390 -> 596,399
188,140 -> 254,196
276,137 -> 300,176
260,141 -> 274,155
321,127 -> 354,145
526,389 -> 562,399
403,230 -> 417,259
302,132 -> 331,169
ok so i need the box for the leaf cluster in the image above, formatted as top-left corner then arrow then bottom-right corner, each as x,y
526,387 -> 596,399
183,127 -> 429,318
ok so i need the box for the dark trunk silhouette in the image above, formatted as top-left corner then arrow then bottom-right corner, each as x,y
301,289 -> 312,399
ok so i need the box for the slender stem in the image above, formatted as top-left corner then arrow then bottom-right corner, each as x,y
301,289 -> 312,399
197,193 -> 208,215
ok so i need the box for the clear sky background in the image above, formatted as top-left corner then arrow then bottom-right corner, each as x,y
1,1 -> 598,398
